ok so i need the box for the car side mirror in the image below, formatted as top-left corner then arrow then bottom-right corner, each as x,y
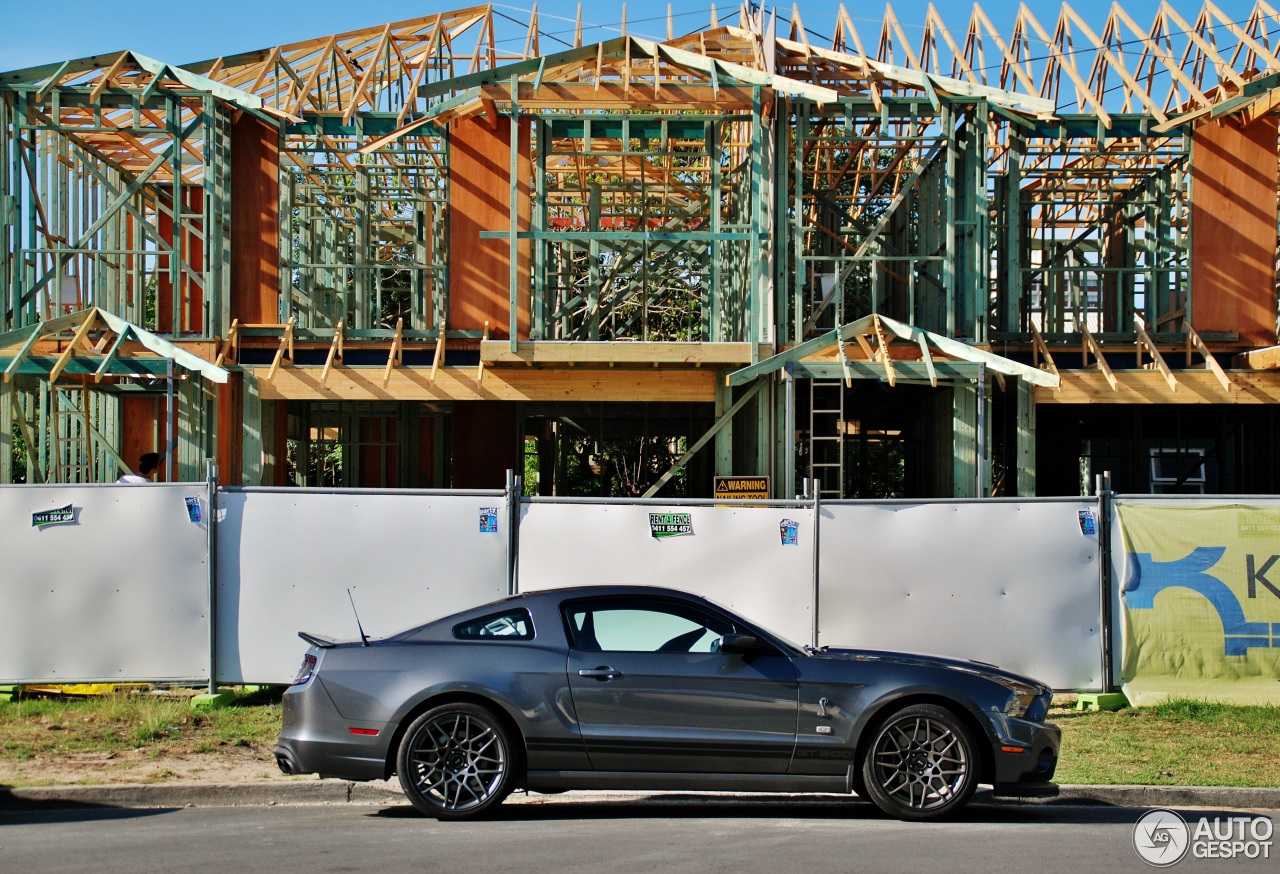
717,633 -> 761,655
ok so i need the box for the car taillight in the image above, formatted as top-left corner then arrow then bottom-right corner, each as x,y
293,654 -> 317,685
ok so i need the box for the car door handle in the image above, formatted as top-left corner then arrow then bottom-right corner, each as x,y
578,667 -> 623,680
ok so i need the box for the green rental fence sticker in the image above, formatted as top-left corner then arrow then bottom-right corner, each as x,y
649,512 -> 693,539
32,504 -> 74,528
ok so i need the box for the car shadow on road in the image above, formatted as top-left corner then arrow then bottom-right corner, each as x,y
368,794 -> 1270,826
0,801 -> 176,826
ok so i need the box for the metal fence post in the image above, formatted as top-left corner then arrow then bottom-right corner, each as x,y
811,477 -> 821,649
506,469 -> 521,596
206,459 -> 219,693
1097,471 -> 1115,693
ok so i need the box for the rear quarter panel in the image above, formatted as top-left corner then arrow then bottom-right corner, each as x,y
316,640 -> 587,769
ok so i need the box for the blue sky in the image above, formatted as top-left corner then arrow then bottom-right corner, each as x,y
0,0 -> 1173,73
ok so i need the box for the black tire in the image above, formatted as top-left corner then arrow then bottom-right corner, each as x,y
859,703 -> 979,821
850,767 -> 868,801
396,703 -> 515,819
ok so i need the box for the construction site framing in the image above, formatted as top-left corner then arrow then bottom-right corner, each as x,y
4,2 -> 1280,498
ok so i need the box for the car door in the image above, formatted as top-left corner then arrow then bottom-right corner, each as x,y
563,596 -> 799,774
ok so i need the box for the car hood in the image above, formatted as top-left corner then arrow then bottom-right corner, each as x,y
816,647 -> 1050,691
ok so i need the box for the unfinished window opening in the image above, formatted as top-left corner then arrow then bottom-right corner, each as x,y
282,131 -> 448,337
536,115 -> 755,343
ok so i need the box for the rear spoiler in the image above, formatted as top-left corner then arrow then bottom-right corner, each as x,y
299,631 -> 339,648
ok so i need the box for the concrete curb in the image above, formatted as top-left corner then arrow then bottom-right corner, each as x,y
2,782 -> 1278,812
1051,784 -> 1280,811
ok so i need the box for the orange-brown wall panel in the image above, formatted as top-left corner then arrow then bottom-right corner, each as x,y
216,374 -> 244,486
1191,118 -> 1279,347
448,117 -> 531,337
356,416 -> 398,488
119,396 -> 161,481
231,115 -> 280,325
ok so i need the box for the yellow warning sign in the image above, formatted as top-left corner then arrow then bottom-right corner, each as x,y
714,476 -> 771,500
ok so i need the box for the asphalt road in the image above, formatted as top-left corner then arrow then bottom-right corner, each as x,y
1,795 -> 1275,873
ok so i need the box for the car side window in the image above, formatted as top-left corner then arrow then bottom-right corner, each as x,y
453,608 -> 534,641
564,600 -> 733,653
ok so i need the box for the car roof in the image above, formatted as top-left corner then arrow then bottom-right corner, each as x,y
517,585 -> 711,602
418,585 -> 713,628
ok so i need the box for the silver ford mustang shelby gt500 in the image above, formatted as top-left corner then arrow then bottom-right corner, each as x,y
276,586 -> 1060,821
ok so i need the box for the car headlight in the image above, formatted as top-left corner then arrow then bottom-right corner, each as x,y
993,678 -> 1042,718
1004,688 -> 1038,718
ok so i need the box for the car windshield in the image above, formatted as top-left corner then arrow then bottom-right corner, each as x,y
693,593 -> 807,655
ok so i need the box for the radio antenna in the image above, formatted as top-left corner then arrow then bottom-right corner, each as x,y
347,588 -> 370,646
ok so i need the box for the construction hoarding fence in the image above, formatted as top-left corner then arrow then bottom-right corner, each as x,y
1114,499 -> 1280,705
819,500 -> 1103,691
517,498 -> 817,648
1,481 -> 1279,700
0,483 -> 212,683
214,487 -> 512,684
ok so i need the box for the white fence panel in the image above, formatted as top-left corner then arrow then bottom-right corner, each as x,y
217,489 -> 509,684
517,501 -> 816,647
0,483 -> 211,683
818,500 -> 1103,689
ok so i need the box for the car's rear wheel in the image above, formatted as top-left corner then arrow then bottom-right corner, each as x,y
860,703 -> 978,821
397,703 -> 514,819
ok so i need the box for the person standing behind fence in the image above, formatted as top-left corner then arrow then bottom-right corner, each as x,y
118,452 -> 160,484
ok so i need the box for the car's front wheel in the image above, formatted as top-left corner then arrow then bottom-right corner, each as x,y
860,703 -> 978,821
397,702 -> 515,819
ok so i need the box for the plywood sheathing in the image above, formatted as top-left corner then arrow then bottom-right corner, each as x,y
230,114 -> 281,325
447,116 -> 531,337
1190,117 -> 1280,348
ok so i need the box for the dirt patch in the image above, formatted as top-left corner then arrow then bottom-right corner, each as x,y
0,742 -> 301,788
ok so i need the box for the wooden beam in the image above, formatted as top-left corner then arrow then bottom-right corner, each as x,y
871,314 -> 896,387
354,116 -> 437,155
321,320 -> 344,388
1184,320 -> 1233,393
383,317 -> 403,388
213,319 -> 240,368
1080,325 -> 1117,391
1038,370 -> 1280,404
916,333 -> 938,387
89,52 -> 130,105
252,365 -> 717,402
1234,345 -> 1280,370
1030,322 -> 1061,386
47,313 -> 99,385
479,340 -> 755,365
94,327 -> 134,384
1134,314 -> 1177,391
430,332 -> 446,383
264,317 -> 295,384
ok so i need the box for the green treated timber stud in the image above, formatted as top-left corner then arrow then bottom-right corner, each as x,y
0,685 -> 23,703
1076,692 -> 1129,712
509,72 -> 519,354
749,85 -> 762,351
191,690 -> 237,711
